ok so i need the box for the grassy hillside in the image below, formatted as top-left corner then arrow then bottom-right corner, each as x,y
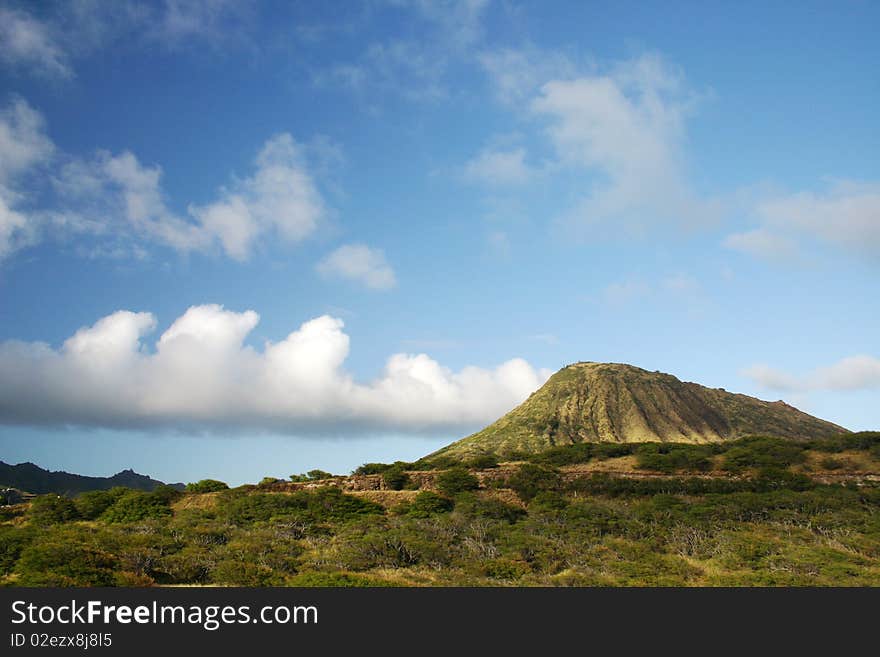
433,363 -> 847,460
1,432 -> 878,587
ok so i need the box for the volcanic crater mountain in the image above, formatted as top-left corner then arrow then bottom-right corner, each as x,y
435,362 -> 847,459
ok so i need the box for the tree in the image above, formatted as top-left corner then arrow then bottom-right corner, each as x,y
382,466 -> 410,491
186,479 -> 229,493
506,464 -> 561,502
28,495 -> 79,525
436,467 -> 479,496
406,491 -> 454,518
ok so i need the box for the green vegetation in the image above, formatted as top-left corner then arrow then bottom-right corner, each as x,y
288,470 -> 334,482
186,479 -> 229,493
436,467 -> 479,496
2,431 -> 878,587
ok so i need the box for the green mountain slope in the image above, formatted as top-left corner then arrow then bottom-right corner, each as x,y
433,362 -> 848,459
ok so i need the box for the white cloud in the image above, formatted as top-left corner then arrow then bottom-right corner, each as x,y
0,97 -> 55,186
739,181 -> 880,260
33,129 -> 324,260
189,133 -> 325,259
0,195 -> 32,259
0,7 -> 72,78
317,244 -> 397,290
723,227 -> 800,261
0,98 -> 55,259
463,147 -> 533,185
0,304 -> 551,433
743,355 -> 880,392
479,45 -> 577,105
530,53 -> 716,231
0,99 -> 326,263
0,2 -> 255,78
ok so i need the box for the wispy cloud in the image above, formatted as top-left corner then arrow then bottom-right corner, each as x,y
743,355 -> 880,392
0,7 -> 72,78
726,180 -> 880,262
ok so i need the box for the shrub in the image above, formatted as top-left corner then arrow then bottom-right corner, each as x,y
101,491 -> 173,523
635,444 -> 713,473
74,488 -> 129,520
286,571 -> 389,587
722,437 -> 806,472
820,457 -> 844,471
353,463 -> 392,475
0,526 -> 35,575
307,470 -> 333,480
259,477 -> 282,486
211,560 -> 282,586
186,479 -> 229,493
466,454 -> 500,469
406,491 -> 454,518
27,495 -> 79,525
506,464 -> 561,502
436,467 -> 479,496
454,492 -> 526,523
16,540 -> 119,586
382,467 -> 410,491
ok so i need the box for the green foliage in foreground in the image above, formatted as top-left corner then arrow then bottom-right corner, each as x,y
3,435 -> 880,588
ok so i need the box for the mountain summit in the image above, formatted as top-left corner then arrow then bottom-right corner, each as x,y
433,362 -> 847,459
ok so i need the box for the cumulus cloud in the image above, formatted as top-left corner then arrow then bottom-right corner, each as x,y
727,181 -> 880,261
317,244 -> 397,290
0,304 -> 551,434
742,355 -> 880,392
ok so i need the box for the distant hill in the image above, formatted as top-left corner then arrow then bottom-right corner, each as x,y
433,362 -> 848,459
0,461 -> 184,496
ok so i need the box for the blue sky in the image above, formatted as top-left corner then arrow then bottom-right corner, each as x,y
0,1 -> 877,486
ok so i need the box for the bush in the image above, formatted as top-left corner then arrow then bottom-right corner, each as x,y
27,495 -> 79,525
221,488 -> 383,525
74,488 -> 129,520
186,479 -> 229,493
506,464 -> 562,502
635,444 -> 713,473
286,571 -> 389,587
722,437 -> 806,472
211,560 -> 282,586
406,492 -> 454,518
382,467 -> 410,491
16,540 -> 119,586
307,470 -> 333,480
259,477 -> 282,486
436,467 -> 480,496
466,454 -> 500,469
0,526 -> 35,575
453,492 -> 526,523
820,457 -> 845,470
101,491 -> 173,523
